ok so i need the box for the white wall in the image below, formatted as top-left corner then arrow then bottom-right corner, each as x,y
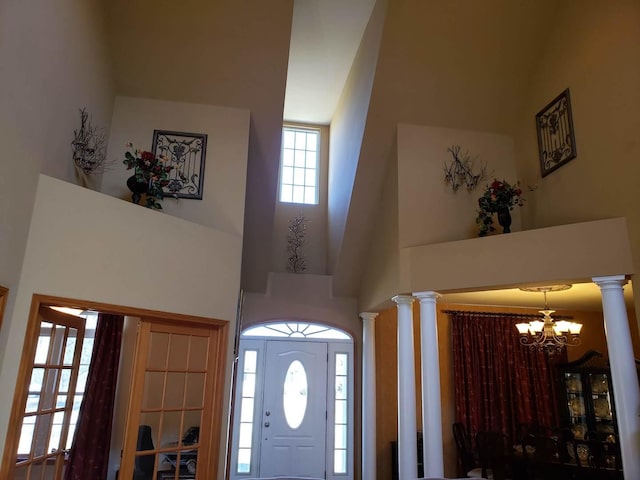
0,175 -> 246,476
101,96 -> 250,236
397,123 -> 520,247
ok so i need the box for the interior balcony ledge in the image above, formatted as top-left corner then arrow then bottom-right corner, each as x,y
400,217 -> 634,295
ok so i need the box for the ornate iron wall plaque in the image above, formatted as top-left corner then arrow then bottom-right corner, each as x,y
536,88 -> 577,177
151,130 -> 208,199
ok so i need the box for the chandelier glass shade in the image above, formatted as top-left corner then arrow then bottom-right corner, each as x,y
515,285 -> 583,354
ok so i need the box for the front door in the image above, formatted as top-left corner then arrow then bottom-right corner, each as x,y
259,340 -> 327,478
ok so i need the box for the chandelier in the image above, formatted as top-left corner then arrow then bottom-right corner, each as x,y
515,285 -> 583,354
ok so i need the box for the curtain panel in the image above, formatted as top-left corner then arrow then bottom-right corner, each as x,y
65,313 -> 124,480
451,311 -> 565,441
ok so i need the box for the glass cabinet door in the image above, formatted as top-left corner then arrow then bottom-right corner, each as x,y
587,373 -> 615,437
564,373 -> 588,439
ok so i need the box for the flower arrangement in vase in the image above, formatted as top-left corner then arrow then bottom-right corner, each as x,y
476,179 -> 524,236
123,143 -> 175,209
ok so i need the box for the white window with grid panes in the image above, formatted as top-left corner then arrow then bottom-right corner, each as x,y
279,127 -> 319,205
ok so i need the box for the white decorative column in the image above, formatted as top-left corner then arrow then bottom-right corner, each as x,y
360,312 -> 378,480
413,291 -> 444,478
593,275 -> 640,479
392,295 -> 418,480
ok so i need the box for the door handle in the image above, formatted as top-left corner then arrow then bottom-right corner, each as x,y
265,410 -> 271,416
264,421 -> 270,427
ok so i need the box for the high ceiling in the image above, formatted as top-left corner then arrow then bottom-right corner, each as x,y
284,0 -> 376,124
104,0 -> 631,312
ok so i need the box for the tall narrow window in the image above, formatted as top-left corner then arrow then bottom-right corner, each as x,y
280,127 -> 319,205
334,353 -> 348,474
237,349 -> 258,474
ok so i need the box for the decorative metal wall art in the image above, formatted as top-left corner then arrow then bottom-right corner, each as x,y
151,130 -> 208,199
443,145 -> 487,192
535,88 -> 577,177
286,213 -> 307,273
71,108 -> 110,175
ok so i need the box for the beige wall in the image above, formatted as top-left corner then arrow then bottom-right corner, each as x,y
271,125 -> 330,274
328,0 -> 388,293
397,123 -> 520,247
242,273 -> 359,339
101,96 -> 250,236
0,176 -> 244,479
514,0 -> 640,316
375,301 -> 638,480
359,154 -> 404,312
0,0 -> 114,355
104,0 -> 294,294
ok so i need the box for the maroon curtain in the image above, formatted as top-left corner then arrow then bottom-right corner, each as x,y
65,313 -> 124,480
451,312 -> 565,441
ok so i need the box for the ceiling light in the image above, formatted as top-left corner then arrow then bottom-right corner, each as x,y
515,285 -> 582,354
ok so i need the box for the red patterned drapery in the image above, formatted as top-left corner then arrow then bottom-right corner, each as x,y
65,313 -> 124,480
451,311 -> 565,441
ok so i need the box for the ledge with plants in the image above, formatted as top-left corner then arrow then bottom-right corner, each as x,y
123,143 -> 183,209
476,179 -> 525,237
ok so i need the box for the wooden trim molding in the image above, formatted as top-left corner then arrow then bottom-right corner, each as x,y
0,293 -> 230,480
0,285 -> 8,330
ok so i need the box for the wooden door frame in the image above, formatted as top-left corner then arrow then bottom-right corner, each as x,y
0,285 -> 8,330
0,294 -> 229,479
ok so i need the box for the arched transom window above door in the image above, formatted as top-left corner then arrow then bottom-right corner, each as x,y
242,321 -> 350,340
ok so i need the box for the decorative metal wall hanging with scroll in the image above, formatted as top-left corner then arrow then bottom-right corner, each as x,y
535,88 -> 577,177
151,130 -> 208,199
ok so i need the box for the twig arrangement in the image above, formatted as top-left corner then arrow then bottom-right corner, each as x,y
443,145 -> 487,192
286,213 -> 307,273
71,108 -> 111,175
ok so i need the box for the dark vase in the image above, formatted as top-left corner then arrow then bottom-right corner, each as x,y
126,174 -> 148,205
497,208 -> 512,233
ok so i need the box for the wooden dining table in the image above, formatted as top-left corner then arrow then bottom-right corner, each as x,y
510,436 -> 623,480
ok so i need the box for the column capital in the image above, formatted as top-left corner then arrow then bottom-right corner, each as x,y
359,312 -> 379,322
593,275 -> 627,289
392,294 -> 415,305
412,291 -> 442,302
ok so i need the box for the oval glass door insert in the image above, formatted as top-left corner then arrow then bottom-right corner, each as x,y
283,360 -> 308,429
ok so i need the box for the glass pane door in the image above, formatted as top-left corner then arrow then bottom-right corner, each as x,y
13,307 -> 85,480
119,320 -> 221,480
564,372 -> 588,439
588,372 -> 615,438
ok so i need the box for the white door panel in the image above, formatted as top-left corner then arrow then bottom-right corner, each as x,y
259,341 -> 327,478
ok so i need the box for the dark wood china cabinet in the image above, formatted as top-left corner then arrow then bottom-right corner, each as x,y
556,351 -> 618,442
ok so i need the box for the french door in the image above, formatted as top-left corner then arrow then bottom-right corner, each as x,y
11,307 -> 85,480
119,319 -> 227,480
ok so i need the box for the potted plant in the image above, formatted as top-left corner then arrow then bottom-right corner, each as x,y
123,143 -> 174,209
476,179 -> 524,236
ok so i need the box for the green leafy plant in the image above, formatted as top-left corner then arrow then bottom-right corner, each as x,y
476,179 -> 524,236
123,143 -> 175,209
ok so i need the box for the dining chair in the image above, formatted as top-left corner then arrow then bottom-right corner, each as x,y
133,425 -> 155,480
452,423 -> 485,478
475,431 -> 512,480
